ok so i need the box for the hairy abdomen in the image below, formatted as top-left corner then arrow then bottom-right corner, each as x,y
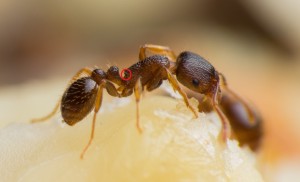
61,77 -> 98,125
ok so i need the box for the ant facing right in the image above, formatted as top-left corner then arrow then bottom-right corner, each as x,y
139,45 -> 262,151
32,44 -> 263,159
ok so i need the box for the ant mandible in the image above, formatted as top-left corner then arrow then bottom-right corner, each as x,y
32,44 -> 255,158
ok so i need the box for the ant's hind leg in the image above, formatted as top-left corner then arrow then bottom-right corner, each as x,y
139,44 -> 177,61
69,67 -> 93,84
80,83 -> 104,159
31,100 -> 60,123
134,77 -> 143,133
164,68 -> 198,118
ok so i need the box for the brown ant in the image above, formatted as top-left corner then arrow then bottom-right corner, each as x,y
32,44 -> 261,159
157,45 -> 263,151
186,80 -> 263,151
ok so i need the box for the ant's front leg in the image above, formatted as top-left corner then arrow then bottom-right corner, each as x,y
213,101 -> 232,141
139,44 -> 177,61
31,67 -> 93,123
164,68 -> 198,118
211,84 -> 231,141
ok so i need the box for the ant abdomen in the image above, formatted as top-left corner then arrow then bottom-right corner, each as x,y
61,77 -> 98,126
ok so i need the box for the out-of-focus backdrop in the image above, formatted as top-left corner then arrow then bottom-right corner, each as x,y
1,0 -> 300,180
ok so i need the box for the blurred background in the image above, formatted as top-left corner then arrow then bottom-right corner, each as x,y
0,0 -> 300,180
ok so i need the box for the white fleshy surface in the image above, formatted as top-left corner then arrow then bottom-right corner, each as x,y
0,80 -> 263,182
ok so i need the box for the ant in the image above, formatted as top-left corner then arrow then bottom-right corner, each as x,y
149,45 -> 262,151
32,44 -> 261,159
186,78 -> 263,151
144,45 -> 262,151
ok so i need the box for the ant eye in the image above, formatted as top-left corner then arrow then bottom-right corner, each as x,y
192,79 -> 199,86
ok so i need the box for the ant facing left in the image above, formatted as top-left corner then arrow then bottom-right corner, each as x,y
32,44 -> 262,159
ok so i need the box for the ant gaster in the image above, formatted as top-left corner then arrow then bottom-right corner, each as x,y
32,44 -> 260,158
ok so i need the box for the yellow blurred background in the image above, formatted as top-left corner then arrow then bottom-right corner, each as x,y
0,0 -> 300,180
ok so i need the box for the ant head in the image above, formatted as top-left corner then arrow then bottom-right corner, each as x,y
175,51 -> 219,95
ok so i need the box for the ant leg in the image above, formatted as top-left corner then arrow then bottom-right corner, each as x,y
219,73 -> 260,125
164,68 -> 198,118
31,100 -> 60,123
105,80 -> 120,97
218,72 -> 228,87
218,73 -> 257,125
134,77 -> 143,133
80,83 -> 104,159
139,44 -> 177,61
213,101 -> 231,141
146,79 -> 162,91
211,84 -> 231,141
145,69 -> 163,91
69,67 -> 92,85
